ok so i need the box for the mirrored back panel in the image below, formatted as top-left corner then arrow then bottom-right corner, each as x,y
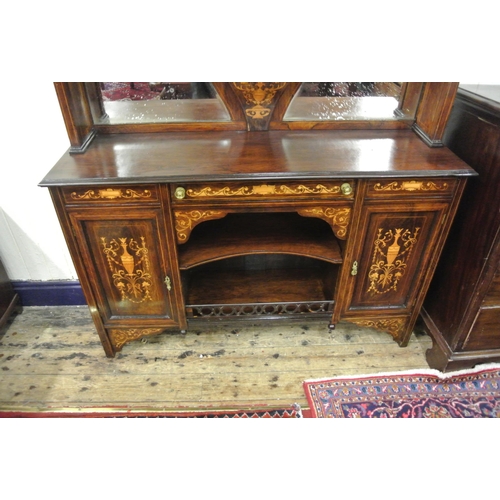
284,82 -> 403,121
94,82 -> 231,124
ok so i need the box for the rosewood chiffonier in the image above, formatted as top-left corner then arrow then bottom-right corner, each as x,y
40,83 -> 476,360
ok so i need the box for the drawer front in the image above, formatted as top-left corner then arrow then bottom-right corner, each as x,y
482,265 -> 500,308
463,306 -> 500,351
62,185 -> 159,205
171,180 -> 356,203
365,178 -> 458,199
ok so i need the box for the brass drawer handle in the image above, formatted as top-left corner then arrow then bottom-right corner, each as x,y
341,183 -> 353,196
174,187 -> 186,200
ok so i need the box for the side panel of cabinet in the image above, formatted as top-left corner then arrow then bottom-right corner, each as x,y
69,207 -> 182,326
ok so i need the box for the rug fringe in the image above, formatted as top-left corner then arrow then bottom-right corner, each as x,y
292,403 -> 303,418
303,362 -> 500,384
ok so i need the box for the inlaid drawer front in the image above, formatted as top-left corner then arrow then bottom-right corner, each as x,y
366,178 -> 457,198
63,185 -> 159,204
171,180 -> 356,203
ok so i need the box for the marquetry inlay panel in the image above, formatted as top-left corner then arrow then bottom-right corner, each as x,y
108,328 -> 164,351
375,180 -> 449,192
66,186 -> 157,203
367,179 -> 456,198
349,317 -> 408,342
367,227 -> 420,294
174,210 -> 226,243
101,236 -> 154,303
173,182 -> 353,201
297,207 -> 351,239
232,82 -> 287,130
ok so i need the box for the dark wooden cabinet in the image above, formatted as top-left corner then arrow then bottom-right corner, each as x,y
41,82 -> 477,358
422,88 -> 500,371
41,129 -> 474,356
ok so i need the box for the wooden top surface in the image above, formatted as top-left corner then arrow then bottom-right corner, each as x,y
40,129 -> 476,186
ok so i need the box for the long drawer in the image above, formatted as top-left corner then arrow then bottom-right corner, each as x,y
170,180 -> 356,203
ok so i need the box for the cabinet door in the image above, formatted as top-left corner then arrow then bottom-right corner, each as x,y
69,208 -> 182,326
347,202 -> 448,313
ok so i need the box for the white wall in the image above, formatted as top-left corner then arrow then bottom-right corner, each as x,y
0,82 -> 78,281
459,84 -> 500,103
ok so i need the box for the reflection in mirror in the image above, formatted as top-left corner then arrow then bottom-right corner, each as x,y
96,82 -> 231,124
284,83 -> 402,121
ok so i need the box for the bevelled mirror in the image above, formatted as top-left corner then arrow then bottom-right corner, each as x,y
92,82 -> 231,124
284,82 -> 404,121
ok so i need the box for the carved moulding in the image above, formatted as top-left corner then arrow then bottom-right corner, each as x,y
71,187 -> 153,200
184,183 -> 342,199
297,207 -> 351,239
348,317 -> 408,344
373,180 -> 449,192
174,210 -> 227,243
108,327 -> 164,351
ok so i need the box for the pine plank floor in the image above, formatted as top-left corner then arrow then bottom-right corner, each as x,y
0,306 -> 433,414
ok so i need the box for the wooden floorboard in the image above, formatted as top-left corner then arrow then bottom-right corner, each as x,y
0,306 -> 433,413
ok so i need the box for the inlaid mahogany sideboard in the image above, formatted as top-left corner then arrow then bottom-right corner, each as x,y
41,83 -> 476,357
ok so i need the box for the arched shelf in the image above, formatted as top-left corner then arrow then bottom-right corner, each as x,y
177,212 -> 343,271
178,212 -> 341,320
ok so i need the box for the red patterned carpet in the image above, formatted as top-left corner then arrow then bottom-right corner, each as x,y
303,365 -> 500,418
0,404 -> 303,418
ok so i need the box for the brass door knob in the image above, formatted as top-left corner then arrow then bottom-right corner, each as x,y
174,187 -> 186,200
341,183 -> 353,196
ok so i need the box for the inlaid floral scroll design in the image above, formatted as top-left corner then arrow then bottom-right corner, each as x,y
184,183 -> 341,199
101,236 -> 153,303
174,210 -> 226,243
232,82 -> 286,120
367,227 -> 420,294
71,188 -> 152,200
373,180 -> 449,192
108,328 -> 164,351
297,207 -> 351,239
350,317 -> 407,342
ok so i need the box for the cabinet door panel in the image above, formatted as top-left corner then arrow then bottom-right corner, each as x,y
70,209 -> 178,324
348,203 -> 447,311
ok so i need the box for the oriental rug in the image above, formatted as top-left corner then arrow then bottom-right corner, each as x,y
303,365 -> 500,418
0,404 -> 302,418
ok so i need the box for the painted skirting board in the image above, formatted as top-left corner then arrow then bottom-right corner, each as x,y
12,281 -> 86,306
